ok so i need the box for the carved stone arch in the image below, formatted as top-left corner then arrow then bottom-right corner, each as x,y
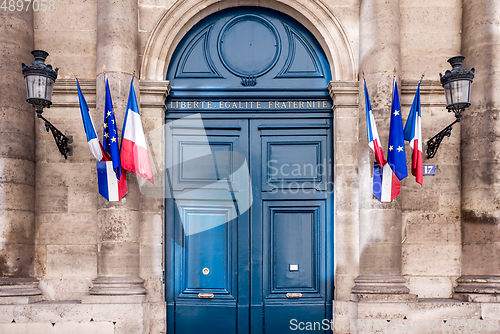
140,0 -> 356,81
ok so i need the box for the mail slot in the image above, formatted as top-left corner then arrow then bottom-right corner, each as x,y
198,293 -> 214,299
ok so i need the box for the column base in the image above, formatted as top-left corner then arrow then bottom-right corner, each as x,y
454,275 -> 500,302
351,276 -> 417,302
88,276 -> 147,296
0,278 -> 42,304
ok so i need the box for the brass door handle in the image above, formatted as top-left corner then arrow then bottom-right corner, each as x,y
198,293 -> 214,299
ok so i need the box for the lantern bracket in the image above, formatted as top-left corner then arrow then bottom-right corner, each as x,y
36,112 -> 72,159
426,118 -> 460,159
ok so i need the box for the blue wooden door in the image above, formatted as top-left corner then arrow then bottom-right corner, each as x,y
164,6 -> 334,334
165,117 -> 333,334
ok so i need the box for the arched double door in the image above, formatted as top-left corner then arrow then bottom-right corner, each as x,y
164,7 -> 333,334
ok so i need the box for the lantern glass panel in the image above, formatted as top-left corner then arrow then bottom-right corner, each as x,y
26,74 -> 47,100
46,77 -> 55,101
444,79 -> 471,109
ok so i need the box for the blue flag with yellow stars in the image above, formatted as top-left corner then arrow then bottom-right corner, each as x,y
103,77 -> 122,180
387,77 -> 408,181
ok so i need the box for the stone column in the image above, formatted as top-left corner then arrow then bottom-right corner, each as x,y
88,0 -> 146,297
455,0 -> 500,302
0,8 -> 42,302
352,0 -> 414,301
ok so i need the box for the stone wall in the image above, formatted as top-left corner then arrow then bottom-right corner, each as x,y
400,81 -> 462,299
0,0 -> 41,303
34,0 -> 97,79
33,0 -> 98,300
399,0 -> 463,300
1,0 -> 499,333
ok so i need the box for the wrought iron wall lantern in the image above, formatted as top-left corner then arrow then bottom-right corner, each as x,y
426,56 -> 475,159
22,50 -> 71,159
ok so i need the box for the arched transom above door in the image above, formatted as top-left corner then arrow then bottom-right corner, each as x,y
140,1 -> 356,81
166,7 -> 332,94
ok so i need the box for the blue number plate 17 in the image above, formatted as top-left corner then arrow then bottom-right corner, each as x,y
423,165 -> 436,175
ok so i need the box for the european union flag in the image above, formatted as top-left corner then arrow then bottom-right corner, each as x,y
387,77 -> 407,181
103,77 -> 122,180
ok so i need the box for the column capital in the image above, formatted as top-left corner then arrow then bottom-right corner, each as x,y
328,80 -> 359,109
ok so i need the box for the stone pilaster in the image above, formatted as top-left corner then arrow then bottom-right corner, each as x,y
0,7 -> 42,302
329,81 -> 360,302
88,0 -> 146,297
455,0 -> 500,302
352,0 -> 414,301
137,81 -> 170,305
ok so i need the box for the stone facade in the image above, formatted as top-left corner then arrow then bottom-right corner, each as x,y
0,0 -> 499,333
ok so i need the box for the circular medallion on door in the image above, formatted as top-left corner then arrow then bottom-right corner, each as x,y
218,14 -> 281,78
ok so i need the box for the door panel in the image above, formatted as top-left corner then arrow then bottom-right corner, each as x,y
176,304 -> 237,333
265,304 -> 326,333
260,128 -> 329,192
179,203 -> 235,295
170,123 -> 244,192
265,202 -> 322,293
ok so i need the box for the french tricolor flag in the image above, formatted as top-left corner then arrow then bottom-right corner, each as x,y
404,81 -> 423,185
373,163 -> 401,202
97,161 -> 128,201
78,78 -> 126,201
76,79 -> 105,161
120,78 -> 154,184
97,77 -> 127,202
364,79 -> 400,202
364,79 -> 386,167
